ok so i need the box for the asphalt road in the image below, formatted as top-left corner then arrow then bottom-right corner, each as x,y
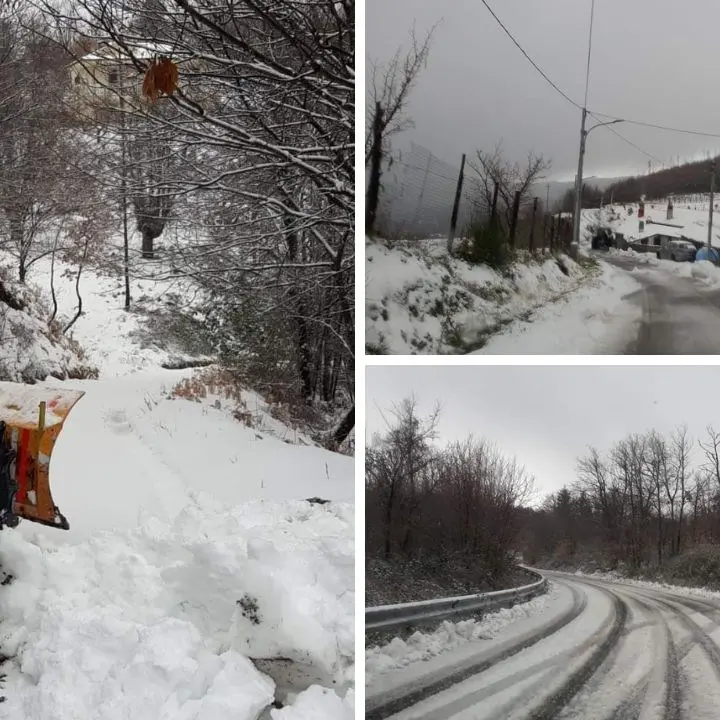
602,254 -> 720,354
368,572 -> 720,720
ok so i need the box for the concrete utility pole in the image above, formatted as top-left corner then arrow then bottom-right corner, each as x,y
708,159 -> 716,252
572,114 -> 624,248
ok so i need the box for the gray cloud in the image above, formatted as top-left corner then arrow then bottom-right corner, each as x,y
366,365 -> 720,501
366,0 -> 720,179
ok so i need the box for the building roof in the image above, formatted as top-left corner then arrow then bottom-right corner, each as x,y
79,40 -> 177,63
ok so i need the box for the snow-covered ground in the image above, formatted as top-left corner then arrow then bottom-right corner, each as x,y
573,568 -> 720,602
0,252 -> 354,719
366,237 -> 606,354
474,259 -> 642,354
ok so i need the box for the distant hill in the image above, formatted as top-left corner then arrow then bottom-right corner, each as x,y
606,157 -> 720,202
533,176 -> 627,210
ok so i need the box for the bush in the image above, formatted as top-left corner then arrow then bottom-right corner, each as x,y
661,546 -> 720,588
457,221 -> 511,270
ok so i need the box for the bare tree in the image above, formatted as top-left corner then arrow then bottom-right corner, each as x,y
470,144 -> 551,236
40,0 -> 355,421
365,23 -> 435,234
365,24 -> 436,166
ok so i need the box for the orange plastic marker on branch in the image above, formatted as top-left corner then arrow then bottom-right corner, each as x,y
142,56 -> 179,102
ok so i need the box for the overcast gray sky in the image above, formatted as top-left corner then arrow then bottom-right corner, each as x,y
366,365 -> 720,502
366,0 -> 720,180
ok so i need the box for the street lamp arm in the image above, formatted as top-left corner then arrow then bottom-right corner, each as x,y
586,118 -> 624,136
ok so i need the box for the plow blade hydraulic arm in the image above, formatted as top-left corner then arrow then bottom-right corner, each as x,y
0,382 -> 84,530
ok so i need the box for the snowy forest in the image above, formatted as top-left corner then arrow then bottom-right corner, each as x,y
0,0 -> 354,445
521,426 -> 720,582
365,399 -> 534,605
366,399 -> 720,602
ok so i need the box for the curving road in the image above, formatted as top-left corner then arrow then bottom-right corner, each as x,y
601,254 -> 720,354
367,572 -> 720,720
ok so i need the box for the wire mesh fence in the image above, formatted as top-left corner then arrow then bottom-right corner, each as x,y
373,142 -> 572,250
375,143 -> 484,239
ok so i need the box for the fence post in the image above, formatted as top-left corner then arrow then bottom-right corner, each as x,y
529,196 -> 539,252
365,102 -> 383,235
447,153 -> 466,255
489,180 -> 499,231
548,214 -> 554,252
508,190 -> 521,249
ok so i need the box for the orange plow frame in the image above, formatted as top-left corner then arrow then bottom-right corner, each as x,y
0,382 -> 84,530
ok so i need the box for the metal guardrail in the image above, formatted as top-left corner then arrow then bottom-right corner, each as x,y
366,568 -> 548,633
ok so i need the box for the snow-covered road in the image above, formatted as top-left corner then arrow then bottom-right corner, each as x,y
367,572 -> 720,720
603,254 -> 720,354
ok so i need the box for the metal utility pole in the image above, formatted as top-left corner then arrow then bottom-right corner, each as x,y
708,159 -> 716,252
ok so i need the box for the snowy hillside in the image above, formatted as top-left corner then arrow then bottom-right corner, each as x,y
0,269 -> 96,383
0,254 -> 354,719
366,236 -> 638,354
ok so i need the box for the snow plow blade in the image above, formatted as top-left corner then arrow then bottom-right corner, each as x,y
0,382 -> 84,530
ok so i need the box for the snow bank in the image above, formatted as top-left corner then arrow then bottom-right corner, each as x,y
475,260 -> 643,354
366,237 -> 592,354
666,258 -> 720,289
365,587 -> 554,683
576,570 -> 720,603
0,495 -> 353,720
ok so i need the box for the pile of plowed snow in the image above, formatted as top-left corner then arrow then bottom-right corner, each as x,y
0,372 -> 354,720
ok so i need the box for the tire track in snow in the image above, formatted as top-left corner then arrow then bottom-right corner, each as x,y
525,586 -> 628,720
373,575 -> 720,720
582,588 -> 681,720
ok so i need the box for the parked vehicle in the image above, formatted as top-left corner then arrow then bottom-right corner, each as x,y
661,240 -> 696,262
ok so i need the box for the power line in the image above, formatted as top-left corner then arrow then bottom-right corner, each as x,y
480,0 -> 720,142
588,110 -> 720,139
584,0 -> 595,109
588,112 -> 666,167
479,0 -> 581,110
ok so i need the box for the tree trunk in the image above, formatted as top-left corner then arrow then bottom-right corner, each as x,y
285,217 -> 314,400
366,102 -> 384,235
141,229 -> 155,260
333,404 -> 354,446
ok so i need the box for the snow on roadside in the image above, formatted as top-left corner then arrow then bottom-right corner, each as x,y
365,584 -> 557,684
474,260 -> 642,354
0,495 -> 354,720
366,236 -> 595,354
574,569 -> 720,603
667,258 -> 720,289
0,270 -> 94,383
